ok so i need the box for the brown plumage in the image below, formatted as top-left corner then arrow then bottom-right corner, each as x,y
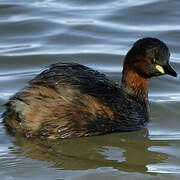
3,37 -> 177,139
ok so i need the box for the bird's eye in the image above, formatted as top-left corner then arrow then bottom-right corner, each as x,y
151,58 -> 156,64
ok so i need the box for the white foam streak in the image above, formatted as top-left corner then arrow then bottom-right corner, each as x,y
150,94 -> 180,102
147,164 -> 180,174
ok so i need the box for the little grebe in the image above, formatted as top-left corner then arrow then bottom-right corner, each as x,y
3,37 -> 177,139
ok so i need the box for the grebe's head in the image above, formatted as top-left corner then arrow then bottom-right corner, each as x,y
123,37 -> 177,78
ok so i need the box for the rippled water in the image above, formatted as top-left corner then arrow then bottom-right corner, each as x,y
0,0 -> 180,179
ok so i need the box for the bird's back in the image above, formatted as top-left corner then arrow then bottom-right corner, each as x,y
4,63 -> 128,139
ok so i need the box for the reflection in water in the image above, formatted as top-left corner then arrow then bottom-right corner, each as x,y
8,128 -> 168,174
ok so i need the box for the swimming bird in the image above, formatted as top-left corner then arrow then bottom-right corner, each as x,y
3,37 -> 177,139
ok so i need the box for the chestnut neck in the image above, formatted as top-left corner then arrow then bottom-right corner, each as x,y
121,56 -> 150,101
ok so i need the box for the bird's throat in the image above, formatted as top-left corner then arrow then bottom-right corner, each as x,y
122,69 -> 150,100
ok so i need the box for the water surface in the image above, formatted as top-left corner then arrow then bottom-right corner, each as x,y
0,0 -> 180,179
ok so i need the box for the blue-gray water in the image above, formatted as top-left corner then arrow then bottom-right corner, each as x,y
0,0 -> 180,180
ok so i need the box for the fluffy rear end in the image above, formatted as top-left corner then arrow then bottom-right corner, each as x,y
3,84 -> 114,139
